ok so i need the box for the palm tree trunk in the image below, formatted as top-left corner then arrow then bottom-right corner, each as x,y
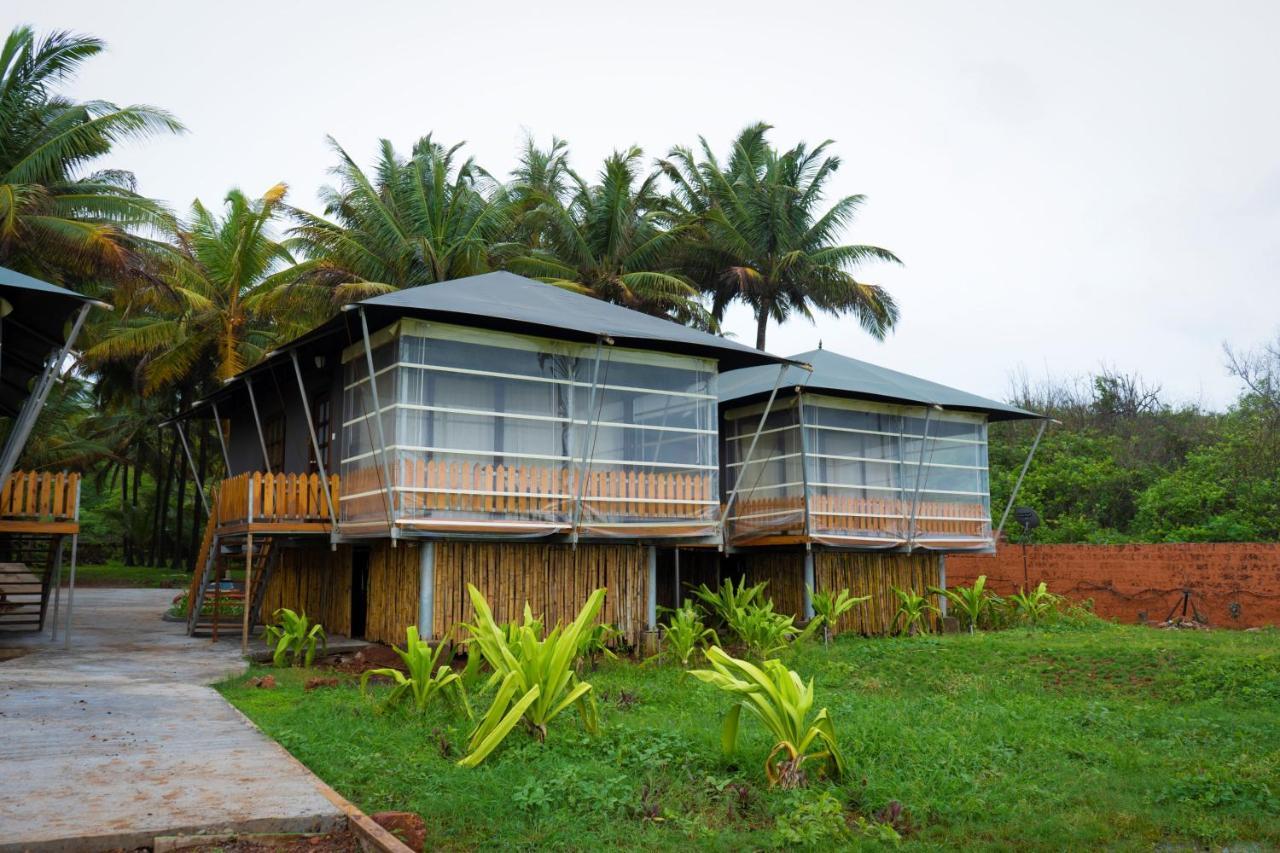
172,447 -> 187,570
151,432 -> 176,567
121,462 -> 132,566
189,424 -> 207,572
755,308 -> 770,351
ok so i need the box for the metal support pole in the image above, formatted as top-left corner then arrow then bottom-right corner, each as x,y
62,534 -> 78,650
796,391 -> 813,538
290,350 -> 338,532
995,418 -> 1050,541
418,541 -> 435,638
211,401 -> 233,473
906,405 -> 940,551
48,535 -> 65,641
0,302 -> 92,494
174,420 -> 210,515
673,547 -> 681,608
571,338 -> 608,541
720,363 -> 791,532
646,545 -> 657,630
242,531 -> 252,656
63,478 -> 82,649
938,555 -> 948,616
358,307 -> 396,534
802,548 -> 815,620
245,377 -> 272,474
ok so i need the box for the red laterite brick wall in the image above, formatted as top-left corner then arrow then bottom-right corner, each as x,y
945,543 -> 1280,628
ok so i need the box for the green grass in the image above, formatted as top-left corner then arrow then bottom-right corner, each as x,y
220,622 -> 1280,850
67,561 -> 189,588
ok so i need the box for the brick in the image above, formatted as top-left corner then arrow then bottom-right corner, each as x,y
946,543 -> 1280,628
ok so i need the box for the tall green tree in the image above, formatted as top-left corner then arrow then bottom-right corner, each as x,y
289,135 -> 508,291
84,183 -> 319,393
506,135 -> 571,249
660,122 -> 899,350
505,147 -> 709,326
0,25 -> 182,287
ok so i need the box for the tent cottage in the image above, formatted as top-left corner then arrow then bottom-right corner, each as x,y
175,272 -> 789,647
712,347 -> 1044,634
176,273 -> 1044,647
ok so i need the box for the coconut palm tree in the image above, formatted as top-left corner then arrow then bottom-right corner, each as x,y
288,135 -> 508,292
504,147 -> 709,327
0,25 -> 182,286
84,183 -> 320,393
659,123 -> 900,350
506,135 -> 572,249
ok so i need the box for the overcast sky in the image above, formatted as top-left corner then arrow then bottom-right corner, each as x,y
13,0 -> 1280,408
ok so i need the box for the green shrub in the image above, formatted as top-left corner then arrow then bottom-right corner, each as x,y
809,586 -> 869,641
457,584 -> 604,767
360,625 -> 470,716
262,608 -> 326,667
659,601 -> 718,666
891,588 -> 937,636
689,646 -> 845,788
931,575 -> 991,633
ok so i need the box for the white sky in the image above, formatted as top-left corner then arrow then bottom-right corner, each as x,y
14,0 -> 1280,409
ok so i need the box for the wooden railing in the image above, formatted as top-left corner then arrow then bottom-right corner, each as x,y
0,471 -> 79,521
339,460 -> 716,534
396,459 -> 713,519
214,471 -> 339,529
809,494 -> 988,538
729,493 -> 990,544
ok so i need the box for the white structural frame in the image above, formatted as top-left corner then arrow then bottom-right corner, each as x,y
337,319 -> 720,533
723,391 -> 994,547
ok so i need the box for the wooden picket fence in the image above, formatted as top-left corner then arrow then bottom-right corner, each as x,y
215,471 -> 340,527
0,471 -> 79,520
729,492 -> 989,543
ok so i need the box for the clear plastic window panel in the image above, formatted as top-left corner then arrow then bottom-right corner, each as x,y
341,322 -> 719,537
722,402 -> 805,543
801,395 -> 993,550
339,336 -> 399,532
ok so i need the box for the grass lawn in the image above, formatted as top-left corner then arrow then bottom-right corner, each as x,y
221,622 -> 1280,850
67,561 -> 189,588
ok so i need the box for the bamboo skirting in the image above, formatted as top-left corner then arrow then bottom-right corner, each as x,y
365,541 -> 421,645
728,550 -> 940,635
432,541 -> 648,645
815,551 -> 941,635
260,546 -> 353,638
739,552 -> 807,619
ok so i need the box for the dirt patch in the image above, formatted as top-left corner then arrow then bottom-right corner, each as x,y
317,644 -> 406,676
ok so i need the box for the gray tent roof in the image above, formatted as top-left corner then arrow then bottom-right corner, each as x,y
0,266 -> 96,418
180,271 -> 793,418
350,272 -> 787,369
718,348 -> 1041,421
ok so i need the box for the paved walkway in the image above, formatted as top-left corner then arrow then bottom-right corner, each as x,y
0,588 -> 344,851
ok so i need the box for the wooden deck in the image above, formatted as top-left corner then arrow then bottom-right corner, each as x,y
0,471 -> 79,534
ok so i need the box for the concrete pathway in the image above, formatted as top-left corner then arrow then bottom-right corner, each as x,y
0,588 -> 344,851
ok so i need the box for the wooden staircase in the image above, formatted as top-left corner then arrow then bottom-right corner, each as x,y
0,534 -> 60,632
186,495 -> 279,639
